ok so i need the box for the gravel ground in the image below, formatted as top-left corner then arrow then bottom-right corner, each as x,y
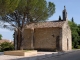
0,52 -> 25,60
0,50 -> 78,60
0,52 -> 56,60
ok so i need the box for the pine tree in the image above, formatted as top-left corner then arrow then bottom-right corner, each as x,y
58,15 -> 61,20
71,17 -> 74,22
0,0 -> 20,15
0,0 -> 55,50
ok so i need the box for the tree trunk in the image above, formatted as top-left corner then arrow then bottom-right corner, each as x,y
20,31 -> 24,50
14,30 -> 18,50
17,29 -> 21,50
17,30 -> 24,50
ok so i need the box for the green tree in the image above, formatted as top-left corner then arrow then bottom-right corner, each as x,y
58,15 -> 61,20
71,17 -> 74,22
77,24 -> 80,36
0,34 -> 2,40
77,25 -> 80,45
68,20 -> 80,49
0,0 -> 55,50
0,0 -> 20,15
0,42 -> 14,52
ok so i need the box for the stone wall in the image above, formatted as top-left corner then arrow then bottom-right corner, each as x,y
23,29 -> 33,49
34,28 -> 60,51
23,21 -> 72,51
62,21 -> 72,51
23,27 -> 61,51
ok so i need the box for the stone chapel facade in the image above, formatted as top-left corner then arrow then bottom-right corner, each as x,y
15,6 -> 72,51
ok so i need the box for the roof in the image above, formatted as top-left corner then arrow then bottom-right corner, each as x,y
25,20 -> 66,29
0,39 -> 10,44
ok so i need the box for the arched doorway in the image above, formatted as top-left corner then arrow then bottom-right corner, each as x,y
56,36 -> 60,51
67,39 -> 69,50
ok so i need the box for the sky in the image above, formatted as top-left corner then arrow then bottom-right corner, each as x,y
0,0 -> 80,40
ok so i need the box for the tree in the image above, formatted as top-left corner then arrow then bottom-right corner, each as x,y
77,25 -> 80,46
68,20 -> 80,49
68,21 -> 78,48
77,24 -> 80,36
58,15 -> 61,20
0,34 -> 2,40
0,42 -> 14,52
0,0 -> 55,50
0,0 -> 20,16
71,17 -> 74,22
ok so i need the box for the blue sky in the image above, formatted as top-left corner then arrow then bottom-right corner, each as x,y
0,0 -> 80,40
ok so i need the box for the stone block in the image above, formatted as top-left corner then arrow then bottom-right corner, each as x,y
4,50 -> 37,56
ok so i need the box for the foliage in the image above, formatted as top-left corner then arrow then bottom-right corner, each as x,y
0,0 -> 20,15
0,42 -> 14,52
17,0 -> 55,22
58,15 -> 61,20
71,17 -> 74,22
0,0 -> 55,50
0,34 -> 2,40
68,20 -> 80,49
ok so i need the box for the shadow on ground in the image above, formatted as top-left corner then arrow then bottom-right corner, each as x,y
0,52 -> 4,55
8,53 -> 56,60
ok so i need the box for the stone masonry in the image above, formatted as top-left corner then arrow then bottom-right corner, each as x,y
14,6 -> 72,51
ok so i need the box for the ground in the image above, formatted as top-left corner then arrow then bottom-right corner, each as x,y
0,50 -> 80,60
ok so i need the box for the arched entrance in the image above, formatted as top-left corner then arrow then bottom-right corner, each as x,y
56,36 -> 60,51
67,39 -> 69,50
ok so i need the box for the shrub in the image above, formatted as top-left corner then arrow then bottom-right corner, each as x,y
76,45 -> 80,49
0,42 -> 14,52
